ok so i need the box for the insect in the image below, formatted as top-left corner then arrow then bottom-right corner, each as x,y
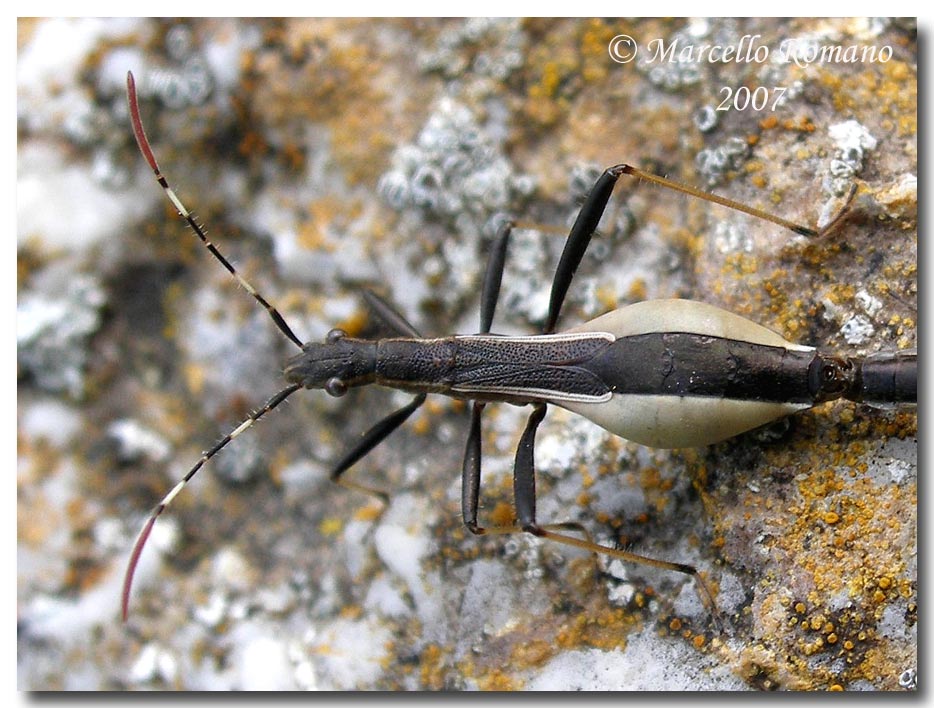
121,71 -> 916,626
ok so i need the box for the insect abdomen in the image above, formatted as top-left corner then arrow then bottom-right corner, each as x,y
561,299 -> 817,448
850,349 -> 917,405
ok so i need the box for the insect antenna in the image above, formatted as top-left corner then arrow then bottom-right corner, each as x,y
123,73 -> 313,620
126,71 -> 304,350
121,383 -> 302,621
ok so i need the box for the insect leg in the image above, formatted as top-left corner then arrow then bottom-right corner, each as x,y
615,163 -> 818,237
512,403 -> 548,528
462,403 -> 550,537
126,71 -> 303,349
544,166 -> 625,334
121,382 -> 302,620
543,160 -> 833,334
461,219 -> 517,531
512,403 -> 723,630
463,403 -> 720,625
361,288 -> 422,338
815,183 -> 857,238
479,219 -> 514,334
461,402 -> 584,533
331,292 -> 426,499
328,393 -> 427,502
461,402 -> 485,534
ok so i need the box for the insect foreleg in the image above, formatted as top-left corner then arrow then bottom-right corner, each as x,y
327,393 -> 427,503
361,289 -> 422,338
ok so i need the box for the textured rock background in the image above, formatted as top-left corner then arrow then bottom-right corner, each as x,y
18,18 -> 916,690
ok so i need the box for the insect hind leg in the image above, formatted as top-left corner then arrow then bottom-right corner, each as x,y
516,403 -> 723,630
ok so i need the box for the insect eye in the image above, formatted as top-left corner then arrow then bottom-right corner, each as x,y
326,328 -> 347,343
325,377 -> 348,397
